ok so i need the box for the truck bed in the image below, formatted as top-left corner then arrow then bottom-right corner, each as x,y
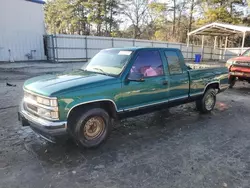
188,66 -> 229,96
186,62 -> 225,70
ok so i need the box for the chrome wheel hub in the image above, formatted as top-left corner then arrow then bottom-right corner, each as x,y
205,93 -> 215,111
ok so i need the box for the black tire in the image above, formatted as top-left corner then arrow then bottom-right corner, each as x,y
73,108 -> 112,148
196,88 -> 216,113
229,76 -> 236,88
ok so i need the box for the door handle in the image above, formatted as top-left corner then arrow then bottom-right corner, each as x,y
162,80 -> 168,85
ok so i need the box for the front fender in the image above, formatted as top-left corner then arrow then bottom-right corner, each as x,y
58,96 -> 117,121
56,81 -> 122,121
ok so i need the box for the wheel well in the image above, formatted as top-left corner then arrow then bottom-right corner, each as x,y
67,101 -> 117,129
205,82 -> 220,93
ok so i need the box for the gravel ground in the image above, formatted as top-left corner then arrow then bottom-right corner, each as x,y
1,62 -> 250,188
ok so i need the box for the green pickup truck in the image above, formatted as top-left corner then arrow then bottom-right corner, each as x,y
18,47 -> 229,148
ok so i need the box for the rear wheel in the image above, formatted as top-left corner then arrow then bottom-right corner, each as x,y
196,88 -> 216,113
73,108 -> 112,148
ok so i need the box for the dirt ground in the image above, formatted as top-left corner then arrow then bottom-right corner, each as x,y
1,62 -> 250,188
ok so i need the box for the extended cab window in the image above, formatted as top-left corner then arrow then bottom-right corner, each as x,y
164,51 -> 182,74
130,50 -> 164,78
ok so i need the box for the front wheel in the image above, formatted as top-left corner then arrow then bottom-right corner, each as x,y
229,76 -> 236,88
73,108 -> 112,148
196,88 -> 216,113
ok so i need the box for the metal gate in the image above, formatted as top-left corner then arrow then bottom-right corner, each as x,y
45,34 -> 230,63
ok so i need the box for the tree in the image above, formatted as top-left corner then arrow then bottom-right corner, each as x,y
45,0 -> 122,36
84,0 -> 105,36
122,0 -> 149,39
198,7 -> 242,25
187,0 -> 205,32
105,0 -> 123,36
172,0 -> 176,34
148,2 -> 168,41
197,0 -> 246,25
71,0 -> 91,35
45,0 -> 73,34
209,0 -> 246,14
44,0 -> 250,46
188,0 -> 195,32
175,0 -> 189,41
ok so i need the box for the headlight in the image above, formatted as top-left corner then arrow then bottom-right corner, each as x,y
37,96 -> 58,107
24,91 -> 59,120
37,107 -> 59,119
226,60 -> 234,68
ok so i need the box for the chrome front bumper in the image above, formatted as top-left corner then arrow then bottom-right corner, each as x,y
230,71 -> 250,78
18,103 -> 68,142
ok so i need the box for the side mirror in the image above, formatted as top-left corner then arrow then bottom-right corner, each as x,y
127,72 -> 145,82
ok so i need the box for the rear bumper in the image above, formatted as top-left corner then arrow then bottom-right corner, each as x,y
18,103 -> 68,143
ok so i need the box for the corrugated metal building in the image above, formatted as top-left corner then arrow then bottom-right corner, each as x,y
0,0 -> 46,62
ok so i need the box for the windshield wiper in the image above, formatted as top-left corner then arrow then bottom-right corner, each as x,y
92,67 -> 108,76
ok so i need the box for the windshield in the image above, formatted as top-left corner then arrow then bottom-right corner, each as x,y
242,49 -> 250,57
82,49 -> 133,76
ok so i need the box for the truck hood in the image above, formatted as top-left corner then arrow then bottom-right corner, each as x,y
229,56 -> 250,67
230,56 -> 250,62
24,70 -> 118,96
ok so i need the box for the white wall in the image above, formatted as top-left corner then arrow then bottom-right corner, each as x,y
0,0 -> 46,61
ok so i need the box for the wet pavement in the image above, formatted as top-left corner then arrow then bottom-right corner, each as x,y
1,62 -> 250,188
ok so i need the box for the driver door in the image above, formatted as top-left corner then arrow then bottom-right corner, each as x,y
119,49 -> 169,111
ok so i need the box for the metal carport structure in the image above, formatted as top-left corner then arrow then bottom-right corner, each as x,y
187,22 -> 250,58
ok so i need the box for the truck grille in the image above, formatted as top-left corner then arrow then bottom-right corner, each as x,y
27,103 -> 37,113
231,65 -> 250,74
23,101 -> 38,117
235,61 -> 250,66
